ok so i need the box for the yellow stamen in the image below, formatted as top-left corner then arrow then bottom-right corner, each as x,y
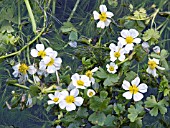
38,50 -> 46,58
99,12 -> 107,22
125,36 -> 134,44
53,97 -> 59,102
19,63 -> 29,74
86,70 -> 92,78
77,80 -> 84,86
129,85 -> 139,94
47,58 -> 55,66
114,51 -> 120,58
148,60 -> 157,69
65,96 -> 75,104
109,66 -> 114,71
89,92 -> 94,97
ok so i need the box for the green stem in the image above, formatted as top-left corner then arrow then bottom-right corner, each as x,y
24,0 -> 37,34
117,52 -> 136,65
18,0 -> 21,30
151,8 -> 159,29
0,11 -> 47,60
67,0 -> 80,22
52,0 -> 56,15
9,83 -> 29,90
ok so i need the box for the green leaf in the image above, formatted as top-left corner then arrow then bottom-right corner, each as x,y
29,85 -> 41,96
103,74 -> 119,86
128,102 -> 144,122
60,22 -> 77,33
114,103 -> 125,115
129,118 -> 142,128
77,107 -> 88,118
94,67 -> 108,79
144,95 -> 169,116
125,71 -> 137,82
100,91 -> 108,99
69,31 -> 78,41
88,112 -> 106,126
104,114 -> 116,127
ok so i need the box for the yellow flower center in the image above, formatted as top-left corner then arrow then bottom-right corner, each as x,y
129,85 -> 139,94
38,50 -> 46,58
47,58 -> 55,66
19,63 -> 29,74
125,36 -> 134,44
53,97 -> 59,102
109,66 -> 114,71
77,80 -> 84,86
99,12 -> 107,22
89,91 -> 94,97
148,60 -> 157,69
114,51 -> 120,58
65,96 -> 75,104
86,70 -> 92,78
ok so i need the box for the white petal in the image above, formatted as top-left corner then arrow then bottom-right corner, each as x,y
54,91 -> 61,97
47,65 -> 56,73
109,43 -> 116,51
118,54 -> 125,61
66,103 -> 76,111
142,42 -> 149,49
120,29 -> 130,38
133,92 -> 143,101
28,65 -> 37,75
60,90 -> 69,98
156,66 -> 165,70
100,5 -> 107,12
71,73 -> 80,81
123,91 -> 132,99
74,97 -> 84,106
87,89 -> 96,97
110,56 -> 117,62
104,19 -> 111,27
131,77 -> 140,86
12,63 -> 20,70
106,12 -> 114,18
36,44 -> 44,51
12,71 -> 19,77
125,44 -> 134,52
93,11 -> 100,20
91,67 -> 99,72
133,38 -> 141,44
152,58 -> 159,64
129,29 -> 139,38
68,41 -> 77,48
48,100 -> 55,105
45,47 -> 54,56
152,69 -> 158,77
118,37 -> 126,46
153,46 -> 160,54
59,100 -> 66,109
48,94 -> 55,100
146,67 -> 152,74
39,61 -> 46,71
81,75 -> 91,87
70,88 -> 79,97
122,80 -> 131,90
54,58 -> 62,66
90,77 -> 95,84
43,56 -> 51,64
30,49 -> 38,57
138,83 -> 148,93
97,21 -> 105,29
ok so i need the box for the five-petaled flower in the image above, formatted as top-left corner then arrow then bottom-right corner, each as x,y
48,91 -> 63,105
118,29 -> 141,53
122,76 -> 148,101
106,62 -> 118,74
146,58 -> 165,77
85,67 -> 98,84
59,88 -> 84,111
93,5 -> 114,29
71,73 -> 91,89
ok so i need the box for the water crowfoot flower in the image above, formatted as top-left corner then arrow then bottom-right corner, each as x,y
31,44 -> 54,58
106,62 -> 118,74
122,76 -> 148,101
48,91 -> 63,105
146,58 -> 165,77
153,46 -> 160,54
39,51 -> 62,73
118,29 -> 141,53
93,5 -> 114,29
71,73 -> 91,89
87,89 -> 96,97
85,67 -> 98,84
59,88 -> 84,111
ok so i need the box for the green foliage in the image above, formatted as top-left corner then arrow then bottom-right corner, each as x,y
145,95 -> 169,116
128,102 -> 144,122
114,103 -> 125,115
88,112 -> 106,126
142,29 -> 160,45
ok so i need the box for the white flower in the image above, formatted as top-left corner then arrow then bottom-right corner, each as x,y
68,41 -> 77,48
106,62 -> 118,74
56,125 -> 61,128
30,44 -> 54,58
109,42 -> 126,62
26,95 -> 33,108
118,29 -> 141,53
59,88 -> 84,111
85,67 -> 98,84
146,58 -> 165,77
12,63 -> 37,77
48,91 -> 63,105
71,73 -> 91,89
122,76 -> 148,101
87,89 -> 96,97
93,5 -> 114,29
153,46 -> 160,54
39,51 -> 62,73
142,42 -> 150,53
